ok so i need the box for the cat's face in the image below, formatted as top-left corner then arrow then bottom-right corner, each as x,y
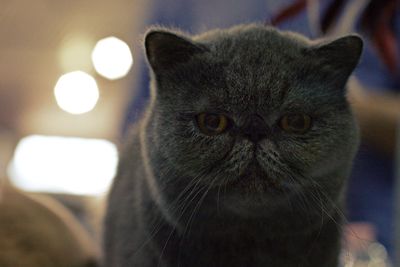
145,25 -> 362,214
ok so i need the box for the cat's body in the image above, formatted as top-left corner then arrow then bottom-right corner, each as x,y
104,24 -> 362,267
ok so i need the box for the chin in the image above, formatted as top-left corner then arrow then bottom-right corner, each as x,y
221,193 -> 289,219
220,174 -> 291,217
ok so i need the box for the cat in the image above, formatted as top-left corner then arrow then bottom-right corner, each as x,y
104,24 -> 362,267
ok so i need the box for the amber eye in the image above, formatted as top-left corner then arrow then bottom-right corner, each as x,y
279,114 -> 312,134
196,113 -> 229,135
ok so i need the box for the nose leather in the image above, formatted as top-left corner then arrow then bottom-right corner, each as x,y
242,114 -> 268,143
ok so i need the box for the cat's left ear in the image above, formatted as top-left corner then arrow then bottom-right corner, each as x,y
307,35 -> 363,88
145,30 -> 207,73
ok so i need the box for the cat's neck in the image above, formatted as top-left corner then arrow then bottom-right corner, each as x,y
146,201 -> 341,267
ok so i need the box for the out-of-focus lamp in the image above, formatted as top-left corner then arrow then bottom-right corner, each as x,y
8,135 -> 118,196
91,36 -> 133,80
54,71 -> 99,114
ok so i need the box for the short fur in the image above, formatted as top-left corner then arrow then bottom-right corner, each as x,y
104,24 -> 362,267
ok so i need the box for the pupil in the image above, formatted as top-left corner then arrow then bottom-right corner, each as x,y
205,114 -> 220,130
288,115 -> 305,129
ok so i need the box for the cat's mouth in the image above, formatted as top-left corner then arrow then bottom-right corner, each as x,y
228,161 -> 284,193
220,161 -> 294,215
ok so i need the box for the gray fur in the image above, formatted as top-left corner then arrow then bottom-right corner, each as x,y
104,24 -> 362,267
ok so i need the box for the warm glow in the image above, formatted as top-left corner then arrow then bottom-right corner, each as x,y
91,36 -> 133,80
8,135 -> 118,196
58,35 -> 94,72
54,71 -> 99,114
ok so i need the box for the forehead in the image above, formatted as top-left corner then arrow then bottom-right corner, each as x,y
184,31 -> 308,113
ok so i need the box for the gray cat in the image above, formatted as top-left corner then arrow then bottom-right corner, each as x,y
104,24 -> 362,267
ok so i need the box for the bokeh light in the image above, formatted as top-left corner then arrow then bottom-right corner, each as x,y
8,135 -> 118,196
91,36 -> 133,80
54,71 -> 99,114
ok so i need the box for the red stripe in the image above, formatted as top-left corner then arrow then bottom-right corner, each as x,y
372,0 -> 398,73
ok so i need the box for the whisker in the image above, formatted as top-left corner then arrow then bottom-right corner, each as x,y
306,177 -> 372,252
131,165 -> 208,260
178,174 -> 220,267
157,181 -> 210,267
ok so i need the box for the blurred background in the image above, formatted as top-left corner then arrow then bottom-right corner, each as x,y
0,1 -> 148,266
0,0 -> 150,193
0,0 -> 399,267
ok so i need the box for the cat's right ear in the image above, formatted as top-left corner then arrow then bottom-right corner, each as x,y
144,30 -> 207,72
305,35 -> 363,88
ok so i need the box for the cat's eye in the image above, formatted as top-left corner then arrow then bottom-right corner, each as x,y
279,114 -> 312,134
196,113 -> 230,135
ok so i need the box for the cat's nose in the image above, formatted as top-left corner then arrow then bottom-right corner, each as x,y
242,114 -> 268,143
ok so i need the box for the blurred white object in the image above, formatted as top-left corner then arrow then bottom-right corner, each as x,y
54,71 -> 100,114
91,36 -> 133,80
8,135 -> 118,196
341,242 -> 392,267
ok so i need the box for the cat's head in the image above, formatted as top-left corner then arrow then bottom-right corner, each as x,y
144,24 -> 362,215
